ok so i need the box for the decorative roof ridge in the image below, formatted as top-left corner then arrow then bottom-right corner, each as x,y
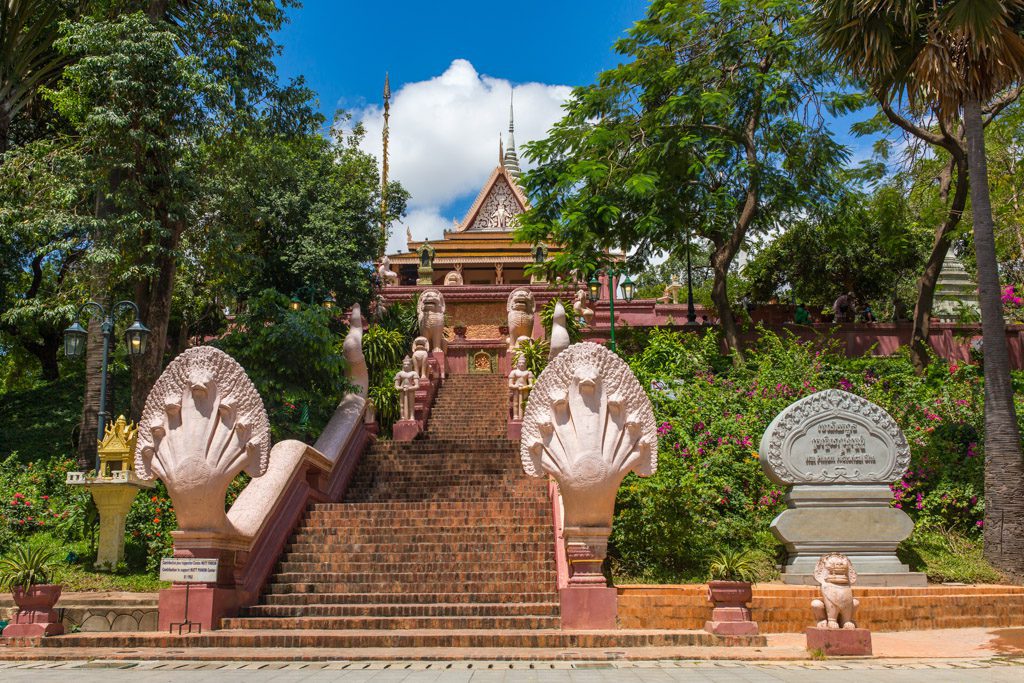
455,165 -> 530,233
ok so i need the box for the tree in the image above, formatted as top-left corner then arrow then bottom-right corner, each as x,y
815,0 -> 1024,575
517,0 -> 850,358
0,0 -> 73,156
745,186 -> 929,314
850,93 -> 1019,372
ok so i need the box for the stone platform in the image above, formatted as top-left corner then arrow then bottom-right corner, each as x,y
0,591 -> 159,633
618,584 -> 1024,633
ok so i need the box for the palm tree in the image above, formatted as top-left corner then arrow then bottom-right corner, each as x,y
814,0 -> 1024,576
0,0 -> 68,156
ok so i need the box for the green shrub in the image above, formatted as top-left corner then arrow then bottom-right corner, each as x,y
611,325 -> 988,583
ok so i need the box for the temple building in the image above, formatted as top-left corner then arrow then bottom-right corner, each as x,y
384,105 -> 556,286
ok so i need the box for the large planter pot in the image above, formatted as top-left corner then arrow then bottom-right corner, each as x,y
3,584 -> 64,638
707,579 -> 752,607
704,580 -> 758,637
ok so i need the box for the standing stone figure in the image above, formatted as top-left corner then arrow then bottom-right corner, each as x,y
573,289 -> 594,326
377,256 -> 399,287
507,356 -> 535,421
811,553 -> 860,629
394,357 -> 420,422
411,336 -> 431,379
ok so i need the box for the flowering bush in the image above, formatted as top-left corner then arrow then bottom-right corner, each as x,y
1003,285 -> 1024,323
611,327 -> 992,582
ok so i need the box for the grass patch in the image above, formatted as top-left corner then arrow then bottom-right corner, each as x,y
54,563 -> 167,592
898,527 -> 1005,584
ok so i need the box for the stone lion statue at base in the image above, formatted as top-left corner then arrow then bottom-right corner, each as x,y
811,552 -> 860,629
507,288 -> 536,349
417,289 -> 446,352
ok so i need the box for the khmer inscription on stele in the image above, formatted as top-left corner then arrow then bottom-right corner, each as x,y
759,390 -> 911,486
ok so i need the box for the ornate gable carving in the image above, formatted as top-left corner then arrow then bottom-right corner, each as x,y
457,167 -> 529,233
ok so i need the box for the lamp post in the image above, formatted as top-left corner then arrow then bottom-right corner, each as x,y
685,235 -> 697,324
587,269 -> 635,352
64,301 -> 151,473
289,288 -> 338,311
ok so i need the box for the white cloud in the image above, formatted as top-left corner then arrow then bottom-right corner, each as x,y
353,59 -> 572,254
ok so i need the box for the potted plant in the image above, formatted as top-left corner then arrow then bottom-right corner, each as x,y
0,545 -> 64,637
704,548 -> 760,636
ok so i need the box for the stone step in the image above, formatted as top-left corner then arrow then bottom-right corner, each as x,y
284,542 -> 549,555
275,560 -> 552,574
220,615 -> 562,630
268,569 -> 554,583
240,602 -> 560,618
288,531 -> 550,543
261,592 -> 557,606
279,551 -> 552,565
38,629 -> 764,650
265,581 -> 552,595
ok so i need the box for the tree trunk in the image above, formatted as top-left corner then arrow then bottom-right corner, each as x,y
130,221 -> 181,420
76,307 -> 104,469
711,244 -> 743,362
909,157 -> 968,373
25,335 -> 60,382
964,98 -> 1024,578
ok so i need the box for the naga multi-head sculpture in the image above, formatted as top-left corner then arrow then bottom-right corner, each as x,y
812,553 -> 860,629
417,289 -> 446,353
507,288 -> 536,349
520,342 -> 657,585
134,346 -> 271,539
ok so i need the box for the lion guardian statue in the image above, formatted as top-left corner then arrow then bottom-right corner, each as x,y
507,288 -> 536,349
417,289 -> 446,353
811,552 -> 860,629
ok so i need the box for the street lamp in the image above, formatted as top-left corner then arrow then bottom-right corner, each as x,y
586,268 -> 634,352
685,233 -> 697,324
63,300 -> 150,473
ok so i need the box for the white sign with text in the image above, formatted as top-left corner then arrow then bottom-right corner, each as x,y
159,557 -> 219,583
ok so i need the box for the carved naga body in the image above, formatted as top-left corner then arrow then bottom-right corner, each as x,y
134,347 -> 271,538
520,342 -> 657,585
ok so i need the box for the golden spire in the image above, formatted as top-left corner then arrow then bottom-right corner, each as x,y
379,72 -> 391,261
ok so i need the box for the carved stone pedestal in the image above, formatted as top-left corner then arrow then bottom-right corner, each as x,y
705,606 -> 759,636
393,419 -> 420,442
705,580 -> 759,636
1,585 -> 64,637
507,420 -> 522,441
67,471 -> 154,571
806,627 -> 873,656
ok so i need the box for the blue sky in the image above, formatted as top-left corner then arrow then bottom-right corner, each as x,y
272,1 -> 875,254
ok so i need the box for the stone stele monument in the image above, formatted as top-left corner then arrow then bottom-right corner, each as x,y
759,389 -> 925,586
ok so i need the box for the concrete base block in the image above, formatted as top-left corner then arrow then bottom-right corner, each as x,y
704,619 -> 759,636
806,627 -> 873,656
2,621 -> 63,637
507,420 -> 522,441
158,585 -> 241,633
392,419 -> 420,442
560,586 -> 617,630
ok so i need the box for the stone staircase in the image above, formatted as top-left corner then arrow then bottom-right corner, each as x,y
28,371 -> 763,655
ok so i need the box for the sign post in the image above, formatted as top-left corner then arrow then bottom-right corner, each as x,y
160,557 -> 219,634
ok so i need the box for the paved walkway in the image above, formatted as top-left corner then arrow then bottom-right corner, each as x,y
0,658 -> 1022,682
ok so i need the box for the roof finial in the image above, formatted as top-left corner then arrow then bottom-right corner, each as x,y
499,133 -> 504,164
379,72 -> 391,261
503,90 -> 521,180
